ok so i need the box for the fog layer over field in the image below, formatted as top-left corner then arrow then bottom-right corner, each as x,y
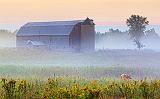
0,29 -> 160,79
0,49 -> 160,80
0,48 -> 159,67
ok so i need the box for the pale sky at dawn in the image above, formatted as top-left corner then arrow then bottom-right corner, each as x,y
0,0 -> 159,27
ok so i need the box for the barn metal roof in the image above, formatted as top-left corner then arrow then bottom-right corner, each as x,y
17,20 -> 84,36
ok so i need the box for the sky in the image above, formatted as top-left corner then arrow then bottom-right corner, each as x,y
0,0 -> 160,30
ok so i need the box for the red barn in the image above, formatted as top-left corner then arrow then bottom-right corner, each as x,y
16,18 -> 95,52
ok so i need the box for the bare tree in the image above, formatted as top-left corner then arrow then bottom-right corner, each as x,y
126,15 -> 149,50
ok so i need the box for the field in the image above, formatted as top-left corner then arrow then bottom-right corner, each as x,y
0,48 -> 160,67
1,75 -> 160,98
0,65 -> 160,80
0,48 -> 160,98
0,65 -> 160,98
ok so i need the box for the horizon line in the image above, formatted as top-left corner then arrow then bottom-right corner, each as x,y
0,22 -> 159,32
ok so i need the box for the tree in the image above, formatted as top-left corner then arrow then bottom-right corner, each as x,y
126,15 -> 149,50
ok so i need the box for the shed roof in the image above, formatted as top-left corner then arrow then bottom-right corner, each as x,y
17,20 -> 84,36
27,40 -> 46,46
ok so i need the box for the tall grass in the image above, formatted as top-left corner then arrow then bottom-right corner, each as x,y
0,77 -> 160,99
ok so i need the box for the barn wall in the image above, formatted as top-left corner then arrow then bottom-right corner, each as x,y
80,25 -> 95,52
69,24 -> 81,51
16,35 -> 69,50
50,35 -> 69,49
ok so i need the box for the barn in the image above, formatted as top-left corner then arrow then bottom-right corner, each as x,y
16,18 -> 95,52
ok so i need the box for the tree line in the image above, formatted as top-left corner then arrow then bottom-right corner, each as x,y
97,15 -> 151,50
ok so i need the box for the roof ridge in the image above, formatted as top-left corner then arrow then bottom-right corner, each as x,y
23,20 -> 84,27
26,20 -> 84,24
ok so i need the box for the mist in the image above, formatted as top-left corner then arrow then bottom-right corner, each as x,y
0,27 -> 160,79
0,30 -> 16,47
0,26 -> 160,67
96,27 -> 160,51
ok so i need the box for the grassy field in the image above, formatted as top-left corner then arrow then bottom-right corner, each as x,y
0,65 -> 160,80
0,76 -> 160,98
0,65 -> 160,98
